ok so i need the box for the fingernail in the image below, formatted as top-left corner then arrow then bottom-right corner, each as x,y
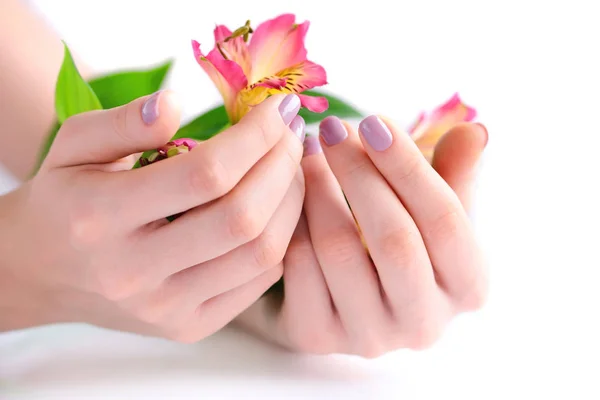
475,123 -> 489,147
289,115 -> 306,142
303,135 -> 322,156
141,91 -> 162,125
278,94 -> 301,125
359,115 -> 393,151
319,116 -> 348,146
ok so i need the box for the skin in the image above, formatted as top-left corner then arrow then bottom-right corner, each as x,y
0,0 -> 488,356
236,120 -> 489,357
0,92 -> 306,342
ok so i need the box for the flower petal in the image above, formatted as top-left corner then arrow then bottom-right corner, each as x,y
213,25 -> 252,79
248,14 -> 309,82
410,93 -> 477,162
276,60 -> 328,92
298,94 -> 328,113
239,61 -> 329,117
192,40 -> 247,121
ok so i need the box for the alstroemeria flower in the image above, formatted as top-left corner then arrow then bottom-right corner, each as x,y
192,14 -> 329,123
139,138 -> 197,166
409,93 -> 477,163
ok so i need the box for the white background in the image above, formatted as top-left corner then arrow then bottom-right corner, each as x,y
1,0 -> 599,398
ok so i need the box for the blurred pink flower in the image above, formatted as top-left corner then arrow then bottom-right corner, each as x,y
409,93 -> 477,162
192,14 -> 329,123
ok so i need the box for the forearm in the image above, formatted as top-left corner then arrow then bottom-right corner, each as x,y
0,0 -> 88,180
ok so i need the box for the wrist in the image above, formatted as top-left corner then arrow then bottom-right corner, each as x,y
0,188 -> 60,331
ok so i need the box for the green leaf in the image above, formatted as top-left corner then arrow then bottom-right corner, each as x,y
55,42 -> 102,124
32,121 -> 61,175
298,90 -> 363,124
89,60 -> 173,109
173,105 -> 230,141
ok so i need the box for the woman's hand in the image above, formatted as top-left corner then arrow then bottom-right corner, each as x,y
0,92 -> 306,343
236,115 -> 488,357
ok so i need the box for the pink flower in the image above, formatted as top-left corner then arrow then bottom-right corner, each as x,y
408,93 -> 477,163
192,14 -> 329,123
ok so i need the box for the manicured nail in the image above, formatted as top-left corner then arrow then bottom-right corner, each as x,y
359,115 -> 393,151
475,122 -> 489,147
319,116 -> 347,146
278,94 -> 301,125
141,91 -> 162,125
289,116 -> 306,142
303,135 -> 322,156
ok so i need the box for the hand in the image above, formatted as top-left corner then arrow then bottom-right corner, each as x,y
0,92 -> 306,343
236,116 -> 488,357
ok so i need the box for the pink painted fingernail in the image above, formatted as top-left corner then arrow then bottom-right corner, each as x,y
278,94 -> 301,125
319,116 -> 347,146
359,115 -> 393,151
141,91 -> 163,125
289,115 -> 306,143
303,136 -> 322,156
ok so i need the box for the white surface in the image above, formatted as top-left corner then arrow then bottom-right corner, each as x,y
2,0 -> 600,398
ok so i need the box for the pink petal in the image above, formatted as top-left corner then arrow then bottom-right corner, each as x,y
275,60 -> 328,92
410,93 -> 478,163
248,14 -> 309,82
170,138 -> 197,149
212,25 -> 252,79
192,40 -> 247,120
298,94 -> 328,113
253,76 -> 287,89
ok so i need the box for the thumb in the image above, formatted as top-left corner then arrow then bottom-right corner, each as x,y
45,90 -> 181,168
431,122 -> 488,212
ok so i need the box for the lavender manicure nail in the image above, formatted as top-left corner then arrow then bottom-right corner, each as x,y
319,116 -> 348,146
359,115 -> 393,151
141,91 -> 162,125
289,116 -> 306,142
278,94 -> 301,125
303,135 -> 322,156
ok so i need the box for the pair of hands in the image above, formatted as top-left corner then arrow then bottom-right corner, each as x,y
0,91 -> 487,357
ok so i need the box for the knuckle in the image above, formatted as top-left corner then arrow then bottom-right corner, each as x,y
253,233 -> 287,270
395,156 -> 424,185
405,320 -> 443,351
188,154 -> 229,198
67,199 -> 105,248
424,206 -> 463,244
321,228 -> 363,266
341,158 -> 371,181
354,335 -> 387,359
226,201 -> 268,243
457,277 -> 488,311
111,104 -> 134,145
377,227 -> 420,268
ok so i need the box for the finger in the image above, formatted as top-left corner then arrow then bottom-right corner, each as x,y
168,264 -> 284,344
318,118 -> 437,330
136,117 -> 305,281
301,135 -> 387,340
235,212 -> 343,353
112,94 -> 302,226
432,123 -> 488,211
46,90 -> 181,168
161,168 -> 305,304
357,115 -> 487,310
